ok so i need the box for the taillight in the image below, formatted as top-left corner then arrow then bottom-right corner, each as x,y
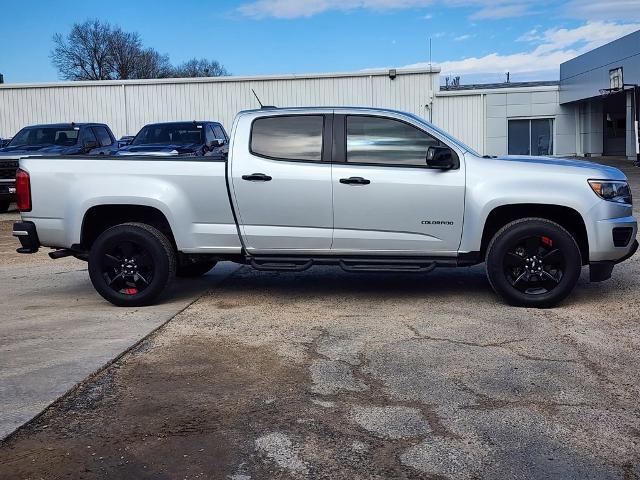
16,168 -> 31,212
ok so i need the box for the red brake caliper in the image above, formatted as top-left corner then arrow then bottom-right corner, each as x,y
123,288 -> 138,295
541,236 -> 553,247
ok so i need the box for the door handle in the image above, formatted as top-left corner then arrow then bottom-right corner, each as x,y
242,173 -> 272,182
340,176 -> 371,185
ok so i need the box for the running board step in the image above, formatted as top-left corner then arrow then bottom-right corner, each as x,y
250,257 -> 313,271
247,256 -> 441,273
339,259 -> 436,273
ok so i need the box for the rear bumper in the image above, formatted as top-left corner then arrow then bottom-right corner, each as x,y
12,221 -> 40,253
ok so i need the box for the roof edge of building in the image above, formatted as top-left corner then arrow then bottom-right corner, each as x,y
0,67 -> 441,90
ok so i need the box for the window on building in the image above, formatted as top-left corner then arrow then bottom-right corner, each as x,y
508,119 -> 554,156
251,115 -> 324,161
346,115 -> 441,166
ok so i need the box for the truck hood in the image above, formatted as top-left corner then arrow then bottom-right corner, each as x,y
0,144 -> 81,156
492,155 -> 627,181
115,143 -> 200,156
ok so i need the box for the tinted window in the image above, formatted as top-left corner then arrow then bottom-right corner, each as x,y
9,127 -> 78,147
132,123 -> 204,145
508,119 -> 553,156
205,125 -> 216,144
346,116 -> 441,166
82,127 -> 98,145
213,125 -> 226,140
251,116 -> 323,161
93,126 -> 113,147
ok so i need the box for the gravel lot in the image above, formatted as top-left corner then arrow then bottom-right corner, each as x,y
0,158 -> 639,479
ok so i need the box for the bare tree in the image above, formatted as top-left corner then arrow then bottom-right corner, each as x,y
51,21 -> 228,81
134,49 -> 174,79
174,58 -> 229,78
107,28 -> 142,80
51,20 -> 113,80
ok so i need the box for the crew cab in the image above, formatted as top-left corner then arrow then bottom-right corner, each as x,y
12,107 -> 638,308
0,123 -> 117,211
115,121 -> 228,158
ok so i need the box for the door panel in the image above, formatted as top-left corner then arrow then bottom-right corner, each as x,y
331,164 -> 465,254
230,114 -> 333,253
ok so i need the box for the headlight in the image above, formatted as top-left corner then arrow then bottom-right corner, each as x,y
588,180 -> 632,205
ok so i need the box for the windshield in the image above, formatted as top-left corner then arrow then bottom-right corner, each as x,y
8,127 -> 79,147
405,112 -> 481,157
131,123 -> 204,146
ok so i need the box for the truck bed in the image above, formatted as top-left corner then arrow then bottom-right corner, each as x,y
20,156 -> 241,253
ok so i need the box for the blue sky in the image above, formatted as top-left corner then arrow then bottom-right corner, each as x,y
1,0 -> 639,84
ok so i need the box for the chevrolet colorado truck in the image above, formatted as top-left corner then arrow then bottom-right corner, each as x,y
13,107 -> 638,308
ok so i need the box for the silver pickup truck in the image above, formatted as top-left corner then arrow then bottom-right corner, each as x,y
13,107 -> 638,308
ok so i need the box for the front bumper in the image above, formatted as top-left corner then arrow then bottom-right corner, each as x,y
590,239 -> 638,282
12,221 -> 40,253
0,182 -> 15,200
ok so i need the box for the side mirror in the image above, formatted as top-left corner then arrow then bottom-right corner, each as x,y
84,140 -> 99,152
209,139 -> 225,148
426,146 -> 458,169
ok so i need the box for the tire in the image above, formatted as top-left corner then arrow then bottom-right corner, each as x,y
88,222 -> 176,307
176,260 -> 217,278
0,200 -> 10,213
486,218 -> 582,308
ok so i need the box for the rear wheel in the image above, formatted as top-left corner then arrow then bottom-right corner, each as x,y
88,223 -> 176,307
486,218 -> 582,308
176,260 -> 217,278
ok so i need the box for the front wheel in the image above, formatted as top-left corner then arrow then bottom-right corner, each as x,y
88,223 -> 176,307
486,218 -> 582,308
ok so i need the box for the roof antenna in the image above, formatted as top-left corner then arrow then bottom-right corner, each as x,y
252,89 -> 264,108
252,89 -> 276,109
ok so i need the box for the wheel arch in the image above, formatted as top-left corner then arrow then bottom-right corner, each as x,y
480,204 -> 589,264
80,204 -> 177,251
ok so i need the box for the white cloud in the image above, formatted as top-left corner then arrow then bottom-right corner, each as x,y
406,21 -> 640,78
454,34 -> 473,41
237,0 -> 640,21
238,0 -> 433,18
237,0 -> 539,19
469,2 -> 532,19
564,0 -> 640,21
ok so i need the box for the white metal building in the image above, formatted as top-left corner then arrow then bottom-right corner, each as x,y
0,29 -> 637,160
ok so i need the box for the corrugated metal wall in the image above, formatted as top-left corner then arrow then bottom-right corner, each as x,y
432,93 -> 485,154
0,70 -> 439,140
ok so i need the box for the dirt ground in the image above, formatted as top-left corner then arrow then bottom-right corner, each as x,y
1,158 -> 640,479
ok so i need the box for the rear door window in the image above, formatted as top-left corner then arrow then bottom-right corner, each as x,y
251,115 -> 324,162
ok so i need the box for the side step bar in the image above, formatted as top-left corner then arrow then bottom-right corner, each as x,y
339,259 -> 436,273
247,255 -> 463,273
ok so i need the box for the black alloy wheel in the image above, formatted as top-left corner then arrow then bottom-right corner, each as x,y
504,235 -> 565,295
486,218 -> 582,308
101,240 -> 154,295
88,223 -> 176,307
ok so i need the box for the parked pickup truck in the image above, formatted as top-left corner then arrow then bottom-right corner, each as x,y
0,123 -> 118,211
13,107 -> 638,308
115,121 -> 228,157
